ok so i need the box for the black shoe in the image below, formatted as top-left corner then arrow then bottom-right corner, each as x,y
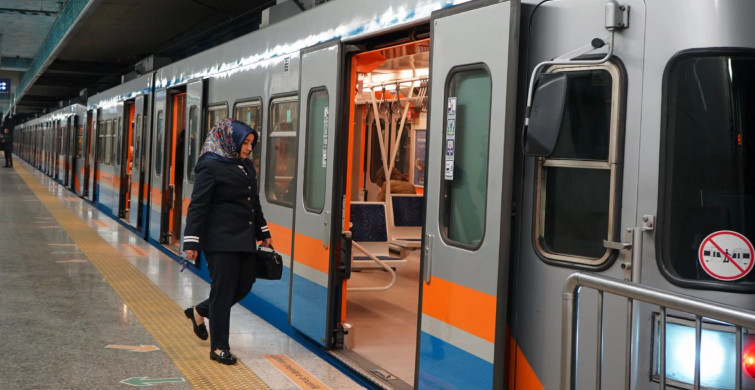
184,307 -> 208,340
210,349 -> 237,365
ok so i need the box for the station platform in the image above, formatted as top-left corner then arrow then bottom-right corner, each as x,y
0,158 -> 366,389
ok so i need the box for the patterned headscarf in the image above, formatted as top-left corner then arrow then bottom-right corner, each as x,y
199,118 -> 257,162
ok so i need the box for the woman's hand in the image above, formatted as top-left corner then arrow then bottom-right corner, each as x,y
185,250 -> 198,261
259,238 -> 273,248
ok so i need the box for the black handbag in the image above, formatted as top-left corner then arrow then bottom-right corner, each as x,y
256,246 -> 283,280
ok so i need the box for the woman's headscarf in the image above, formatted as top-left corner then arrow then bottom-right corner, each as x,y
199,118 -> 258,163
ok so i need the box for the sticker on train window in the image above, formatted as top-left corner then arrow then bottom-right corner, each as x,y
697,230 -> 754,281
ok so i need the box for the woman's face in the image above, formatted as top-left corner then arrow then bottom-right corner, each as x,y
240,134 -> 254,159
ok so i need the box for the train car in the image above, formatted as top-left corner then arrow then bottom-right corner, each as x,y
14,104 -> 86,194
85,73 -> 154,236
16,0 -> 755,389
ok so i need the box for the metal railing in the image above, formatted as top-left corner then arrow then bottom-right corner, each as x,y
561,272 -> 755,390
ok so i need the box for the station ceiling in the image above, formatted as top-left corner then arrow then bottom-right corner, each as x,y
0,0 -> 303,123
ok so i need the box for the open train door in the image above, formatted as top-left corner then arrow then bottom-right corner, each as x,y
418,1 -> 519,389
289,40 -> 343,347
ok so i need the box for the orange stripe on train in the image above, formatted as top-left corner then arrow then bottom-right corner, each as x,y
421,276 -> 496,343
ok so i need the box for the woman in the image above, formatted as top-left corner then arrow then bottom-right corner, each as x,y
182,118 -> 272,365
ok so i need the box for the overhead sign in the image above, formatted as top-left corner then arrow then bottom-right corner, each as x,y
0,78 -> 10,94
698,230 -> 753,281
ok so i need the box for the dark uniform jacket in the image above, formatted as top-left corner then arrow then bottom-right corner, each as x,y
1,132 -> 11,151
182,156 -> 270,253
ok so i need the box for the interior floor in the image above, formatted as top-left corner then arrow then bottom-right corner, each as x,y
345,249 -> 421,384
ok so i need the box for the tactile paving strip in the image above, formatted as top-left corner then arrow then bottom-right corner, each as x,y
16,165 -> 270,390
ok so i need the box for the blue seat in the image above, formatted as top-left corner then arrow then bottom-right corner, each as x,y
388,194 -> 423,249
350,202 -> 406,270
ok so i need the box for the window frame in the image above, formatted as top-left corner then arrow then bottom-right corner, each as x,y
186,105 -> 200,183
532,62 -> 624,268
438,64 -> 493,251
155,111 -> 165,177
303,87 -> 329,214
206,103 -> 229,138
265,94 -> 299,208
233,98 -> 264,190
656,48 -> 755,292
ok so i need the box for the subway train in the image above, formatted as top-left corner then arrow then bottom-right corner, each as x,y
13,0 -> 755,388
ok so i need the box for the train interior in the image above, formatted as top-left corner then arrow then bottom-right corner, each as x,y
338,38 -> 430,386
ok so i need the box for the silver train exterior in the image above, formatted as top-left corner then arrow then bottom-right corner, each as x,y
13,0 -> 755,389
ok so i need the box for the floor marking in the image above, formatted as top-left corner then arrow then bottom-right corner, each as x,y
106,344 -> 159,352
39,225 -> 62,229
123,243 -> 150,257
55,259 -> 87,263
121,377 -> 185,387
264,354 -> 329,389
48,243 -> 77,246
92,219 -> 109,227
16,163 -> 270,390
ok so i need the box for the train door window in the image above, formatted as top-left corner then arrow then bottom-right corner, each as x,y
116,117 -> 122,165
187,106 -> 200,183
134,114 -> 141,171
155,111 -> 164,176
76,125 -> 83,158
266,96 -> 298,206
104,120 -> 112,165
304,88 -> 328,212
440,67 -> 492,248
660,53 -> 755,287
206,105 -> 228,134
534,63 -> 622,266
234,99 -> 262,189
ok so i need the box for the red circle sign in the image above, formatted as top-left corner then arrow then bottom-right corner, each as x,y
698,230 -> 754,281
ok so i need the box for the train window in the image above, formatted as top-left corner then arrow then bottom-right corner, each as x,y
155,111 -> 164,176
133,115 -> 141,171
266,96 -> 298,206
116,117 -> 122,165
187,106 -> 200,183
234,100 -> 262,190
206,105 -> 228,135
304,88 -> 328,213
440,67 -> 492,248
104,120 -> 112,165
534,64 -> 622,266
660,53 -> 755,287
369,120 -> 411,183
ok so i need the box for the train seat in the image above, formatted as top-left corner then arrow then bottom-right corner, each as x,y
349,202 -> 407,270
388,194 -> 423,250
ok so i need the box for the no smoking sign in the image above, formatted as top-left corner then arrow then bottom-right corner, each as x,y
698,230 -> 754,281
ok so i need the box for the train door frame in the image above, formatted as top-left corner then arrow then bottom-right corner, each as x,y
416,2 -> 519,389
118,101 -> 135,220
111,101 -> 126,216
157,87 -> 186,252
128,95 -> 148,233
90,109 -> 100,202
65,116 -> 74,189
289,39 -> 345,347
178,79 -> 206,256
81,111 -> 93,197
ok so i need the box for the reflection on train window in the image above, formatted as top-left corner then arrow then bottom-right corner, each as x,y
534,64 -> 622,266
234,99 -> 262,191
304,88 -> 328,213
661,53 -> 755,287
75,126 -> 83,158
266,96 -> 298,206
441,68 -> 491,248
155,111 -> 164,176
187,106 -> 199,183
104,120 -> 112,165
206,105 -> 228,139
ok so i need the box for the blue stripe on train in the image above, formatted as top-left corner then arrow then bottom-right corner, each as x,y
418,332 -> 493,389
290,272 -> 328,344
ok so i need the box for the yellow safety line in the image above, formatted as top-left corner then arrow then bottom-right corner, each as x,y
15,164 -> 270,390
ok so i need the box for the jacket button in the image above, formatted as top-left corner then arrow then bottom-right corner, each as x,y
248,186 -> 252,190
247,197 -> 251,201
249,221 -> 253,225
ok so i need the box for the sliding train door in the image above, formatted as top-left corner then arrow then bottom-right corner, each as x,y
178,80 -> 204,254
418,1 -> 518,389
148,89 -> 167,245
128,95 -> 146,231
289,40 -> 342,346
